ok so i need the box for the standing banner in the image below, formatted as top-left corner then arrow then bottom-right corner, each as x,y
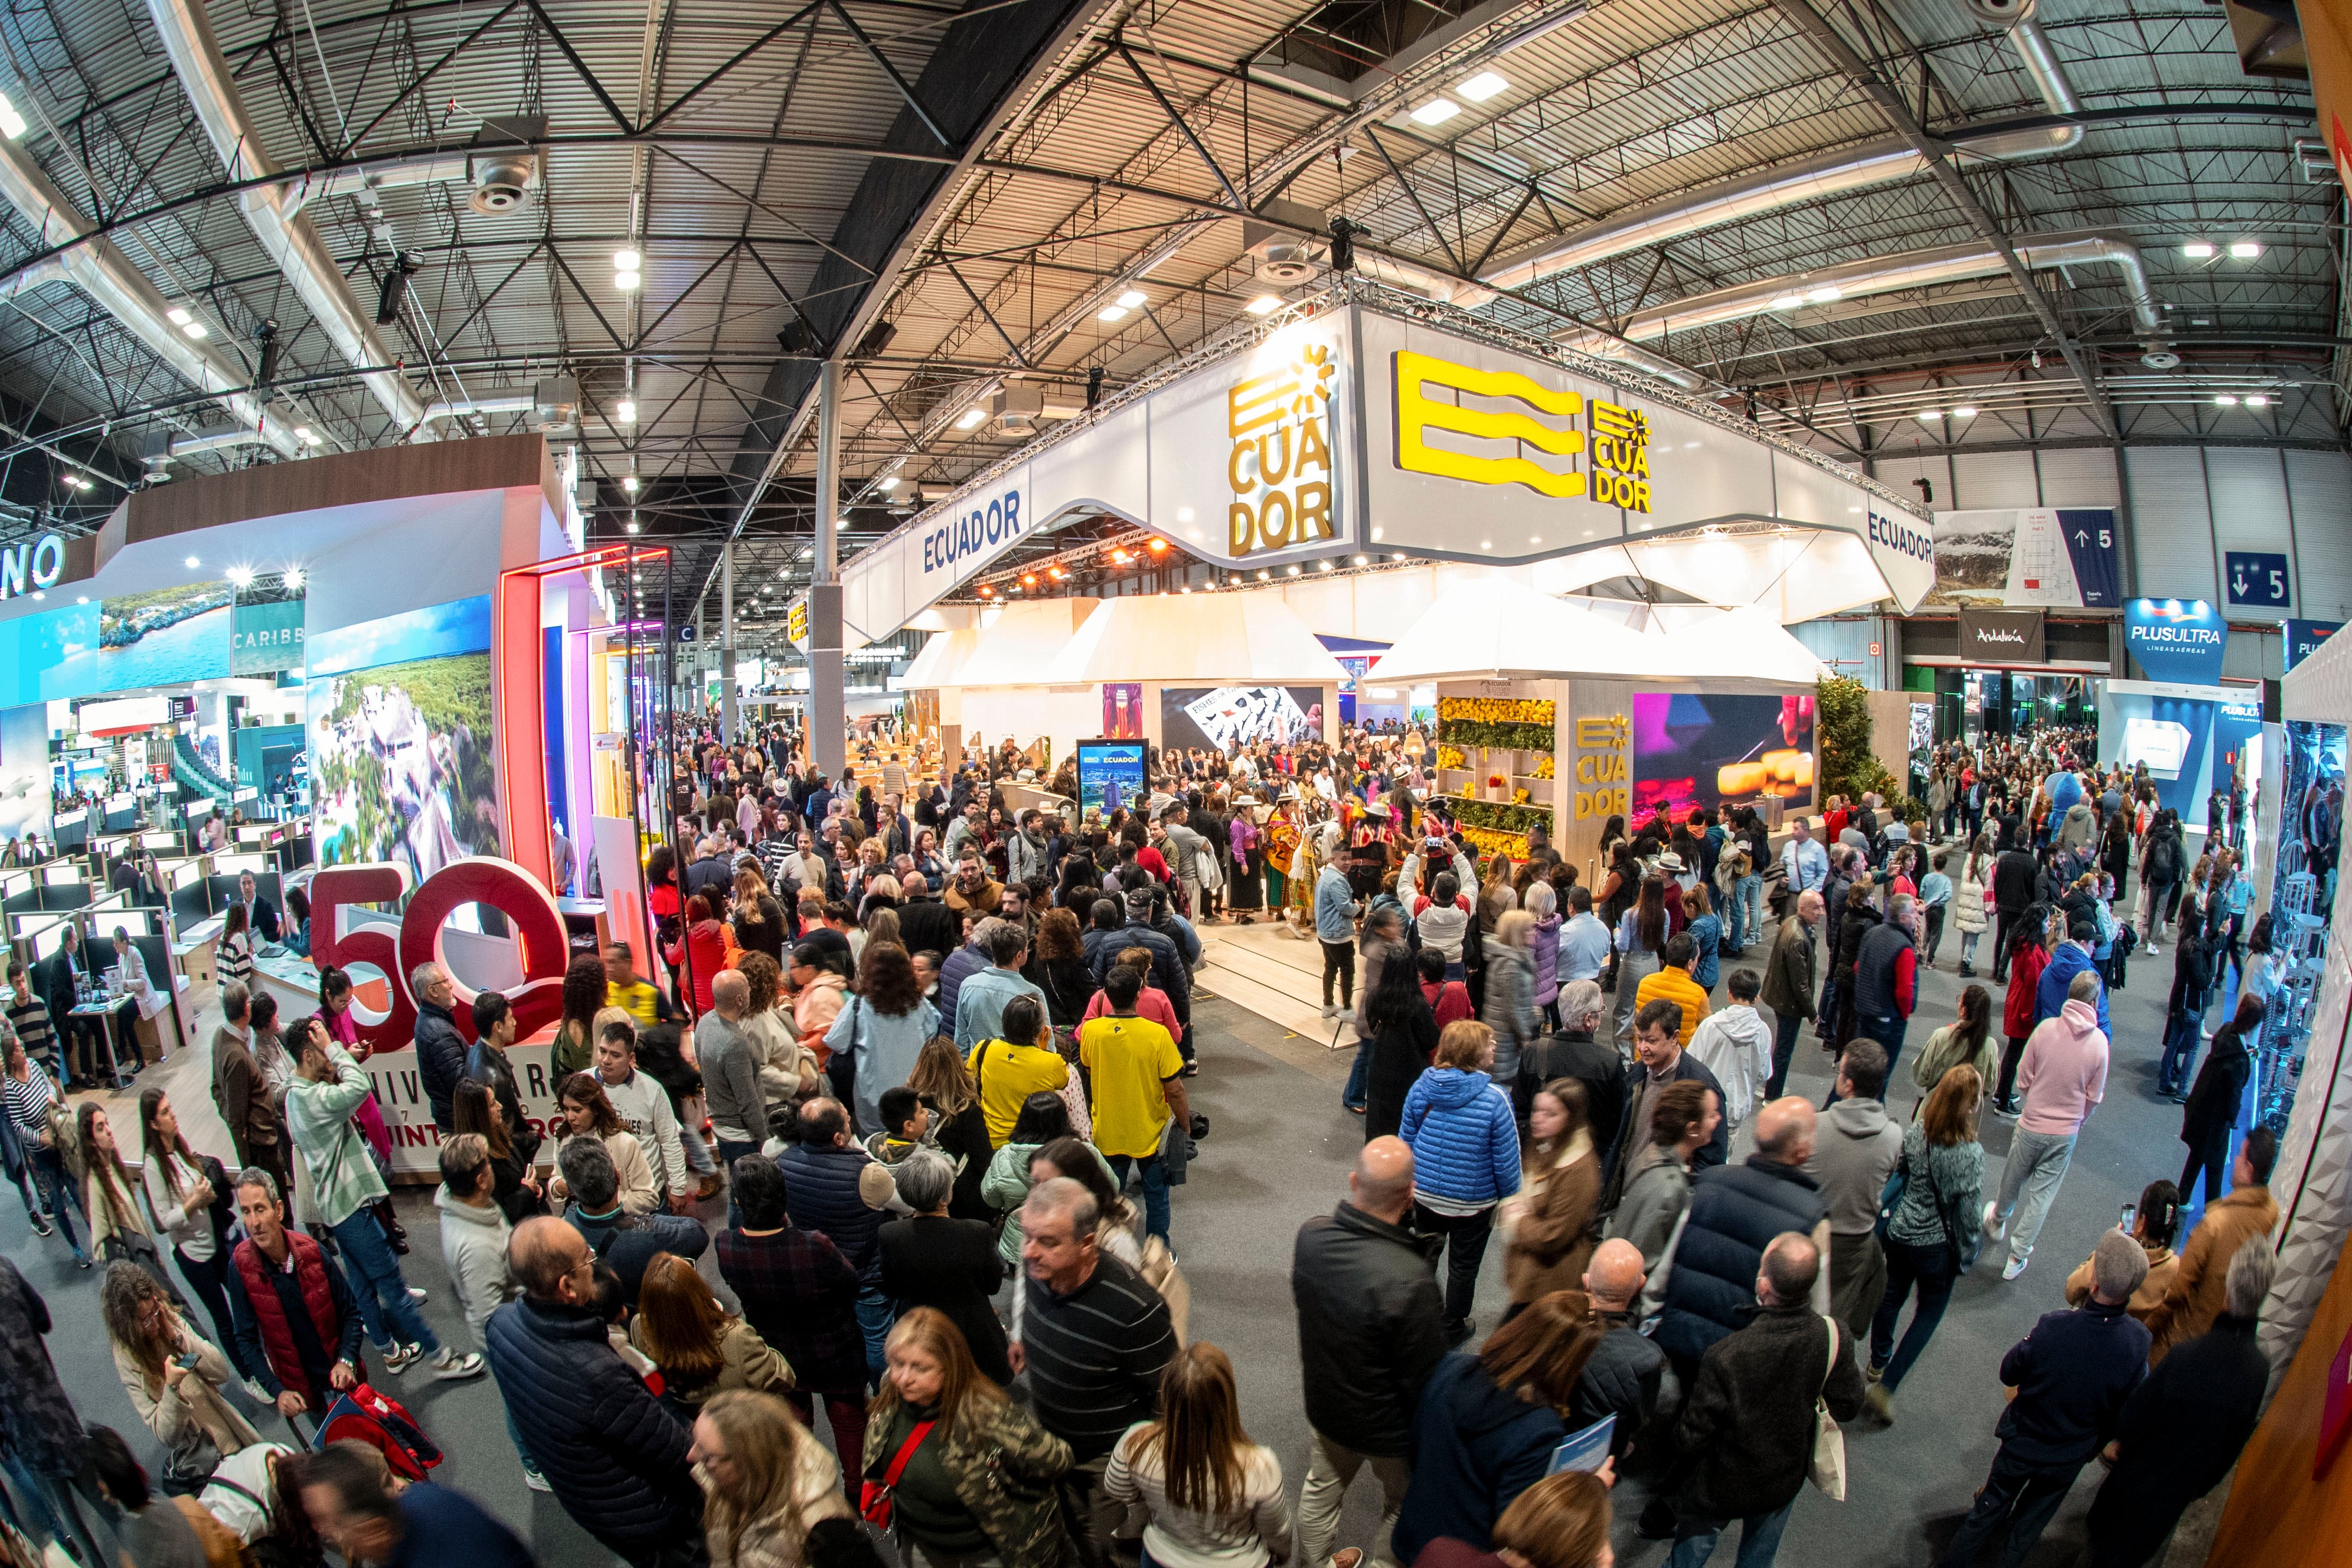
2285,620 -> 2340,671
2125,599 -> 2229,686
1957,607 -> 2047,665
1929,509 -> 2122,608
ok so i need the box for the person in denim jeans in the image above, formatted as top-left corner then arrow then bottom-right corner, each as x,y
1316,835 -> 1363,1020
285,1021 -> 482,1379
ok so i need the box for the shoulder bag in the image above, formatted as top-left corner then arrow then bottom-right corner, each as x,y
859,1419 -> 936,1529
1808,1317 -> 1848,1501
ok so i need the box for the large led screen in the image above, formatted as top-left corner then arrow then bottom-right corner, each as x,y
1076,740 -> 1146,818
1631,691 -> 1816,819
1161,685 -> 1323,753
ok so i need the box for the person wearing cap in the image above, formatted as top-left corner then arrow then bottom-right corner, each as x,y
1941,1230 -> 2150,1567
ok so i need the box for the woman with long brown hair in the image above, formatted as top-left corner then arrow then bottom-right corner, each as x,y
825,939 -> 939,1137
1023,907 -> 1094,1031
1910,982 -> 1997,1116
1392,1291 -> 1609,1562
1105,1342 -> 1292,1567
734,865 -> 788,966
552,953 -> 610,1076
102,1261 -> 257,1488
1866,1063 -> 1985,1422
688,1390 -> 851,1568
79,1103 -> 179,1302
1611,876 -> 1668,1046
633,1252 -> 793,1411
1501,1079 -> 1600,1308
452,1080 -> 540,1223
863,1306 -> 1072,1568
908,1034 -> 992,1220
547,1071 -> 659,1213
135,1087 -> 246,1380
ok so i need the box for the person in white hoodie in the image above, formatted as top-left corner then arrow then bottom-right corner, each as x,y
435,1133 -> 546,1491
1685,969 -> 1773,1132
1987,971 -> 2110,1282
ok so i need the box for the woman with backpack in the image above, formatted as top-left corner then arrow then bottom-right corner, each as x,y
136,1088 -> 251,1387
1865,1063 -> 1984,1423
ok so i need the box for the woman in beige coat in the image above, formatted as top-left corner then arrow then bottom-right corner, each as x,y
632,1252 -> 795,1413
548,1072 -> 660,1214
102,1262 -> 259,1486
1500,1079 -> 1602,1305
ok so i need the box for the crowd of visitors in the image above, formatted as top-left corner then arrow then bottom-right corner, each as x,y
0,716 -> 2291,1568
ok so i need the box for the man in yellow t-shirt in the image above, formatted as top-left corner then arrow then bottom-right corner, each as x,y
963,994 -> 1068,1146
1635,930 -> 1711,1048
604,941 -> 672,1028
1077,966 -> 1188,1241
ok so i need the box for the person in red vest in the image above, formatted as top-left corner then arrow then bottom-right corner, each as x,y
223,1167 -> 366,1420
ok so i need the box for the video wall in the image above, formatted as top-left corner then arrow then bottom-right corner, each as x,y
1161,685 -> 1324,753
0,572 -> 309,709
1631,690 -> 1816,818
306,596 -> 499,882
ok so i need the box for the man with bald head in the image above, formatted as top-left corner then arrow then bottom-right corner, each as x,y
1662,1232 -> 1864,1568
1650,1096 -> 1834,1376
1570,1238 -> 1665,1458
482,1217 -> 701,1567
1292,1136 -> 1446,1568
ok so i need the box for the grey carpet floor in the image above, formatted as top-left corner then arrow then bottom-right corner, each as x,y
9,899 -> 2210,1567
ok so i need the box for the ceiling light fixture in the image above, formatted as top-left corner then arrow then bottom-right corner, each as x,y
623,473 -> 640,492
614,249 -> 642,271
1096,304 -> 1129,323
1256,569 -> 1270,580
2181,241 -> 2216,259
185,555 -> 201,569
166,306 -> 193,326
1770,294 -> 1807,310
1807,286 -> 1842,303
1952,406 -> 1977,418
2246,393 -> 2271,408
1456,70 -> 1508,102
1318,560 -> 1332,571
1146,538 -> 1167,552
282,568 -> 303,589
625,520 -> 641,534
1244,295 -> 1283,316
1410,97 -> 1461,126
1354,554 -> 1370,566
615,399 -> 637,424
0,92 -> 25,141
615,271 -> 641,292
1115,289 -> 1148,311
877,475 -> 901,491
1286,563 -> 1301,576
955,406 -> 988,430
182,321 -> 207,338
299,426 -> 324,447
227,566 -> 254,588
1917,409 -> 1943,422
2228,240 -> 2262,259
2214,393 -> 2239,406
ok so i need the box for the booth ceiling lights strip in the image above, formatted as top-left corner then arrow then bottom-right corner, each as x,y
144,0 -> 428,434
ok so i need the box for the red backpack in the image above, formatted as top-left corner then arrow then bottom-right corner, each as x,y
311,1384 -> 443,1481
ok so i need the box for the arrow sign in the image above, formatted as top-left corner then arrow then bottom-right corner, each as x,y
2223,550 -> 2291,609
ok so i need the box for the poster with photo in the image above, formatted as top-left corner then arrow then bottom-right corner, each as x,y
1161,685 -> 1324,753
53,581 -> 233,691
0,704 -> 50,847
1631,691 -> 1815,818
1101,682 -> 1143,739
308,597 -> 498,883
1929,509 -> 2121,608
1076,740 -> 1146,817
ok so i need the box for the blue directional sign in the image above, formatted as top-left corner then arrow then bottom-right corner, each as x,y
2223,551 -> 2291,609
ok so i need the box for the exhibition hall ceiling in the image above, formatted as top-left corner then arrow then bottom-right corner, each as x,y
0,0 -> 2327,649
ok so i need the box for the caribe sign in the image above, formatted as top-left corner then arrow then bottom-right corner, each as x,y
1393,351 -> 1653,514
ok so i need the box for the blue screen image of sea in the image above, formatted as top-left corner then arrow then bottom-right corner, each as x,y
54,593 -> 232,691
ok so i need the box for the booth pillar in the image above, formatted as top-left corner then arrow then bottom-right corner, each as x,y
811,360 -> 846,781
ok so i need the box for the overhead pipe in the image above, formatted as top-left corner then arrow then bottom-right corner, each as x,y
407,393 -> 536,442
1560,227 -> 2168,361
1479,0 -> 2085,295
0,133 -> 302,456
145,0 -> 427,432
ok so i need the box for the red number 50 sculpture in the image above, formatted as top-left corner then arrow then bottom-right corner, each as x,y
308,857 -> 570,1050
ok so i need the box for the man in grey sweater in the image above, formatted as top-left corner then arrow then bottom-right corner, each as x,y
697,969 -> 767,1175
1804,1040 -> 1905,1343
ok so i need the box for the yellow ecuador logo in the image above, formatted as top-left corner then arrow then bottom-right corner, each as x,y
1392,350 -> 1652,514
1227,344 -> 1338,556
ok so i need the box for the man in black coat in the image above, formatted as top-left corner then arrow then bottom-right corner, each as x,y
1571,1239 -> 1664,1459
1291,1136 -> 1446,1568
409,963 -> 468,1133
1603,999 -> 1730,1199
1651,1097 -> 1831,1373
1515,979 -> 1621,1140
484,1217 -> 701,1568
1991,843 -> 2041,983
1943,1231 -> 2151,1567
1662,1233 -> 1865,1565
2083,1242 -> 2272,1567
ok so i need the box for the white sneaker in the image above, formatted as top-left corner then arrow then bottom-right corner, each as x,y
381,1342 -> 424,1374
1982,1200 -> 2003,1239
2003,1255 -> 2030,1282
1320,1004 -> 1338,1020
522,1468 -> 553,1494
430,1348 -> 485,1381
407,1286 -> 429,1304
242,1377 -> 271,1403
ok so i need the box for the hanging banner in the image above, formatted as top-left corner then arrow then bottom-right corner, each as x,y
1929,508 -> 2122,608
2285,620 -> 2341,671
2126,598 -> 2229,686
1957,607 -> 2046,665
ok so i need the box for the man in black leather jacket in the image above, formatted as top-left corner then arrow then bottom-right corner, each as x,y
1291,1136 -> 1446,1568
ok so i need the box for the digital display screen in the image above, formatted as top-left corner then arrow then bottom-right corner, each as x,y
1160,685 -> 1324,753
1075,740 -> 1147,818
1631,691 -> 1817,818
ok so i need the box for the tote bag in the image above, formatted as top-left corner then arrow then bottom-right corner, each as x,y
1809,1317 -> 1848,1501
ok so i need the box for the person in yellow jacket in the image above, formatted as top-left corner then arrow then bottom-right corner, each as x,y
604,942 -> 672,1029
1634,931 -> 1711,1048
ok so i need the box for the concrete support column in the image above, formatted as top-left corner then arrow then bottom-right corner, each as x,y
812,360 -> 847,782
721,540 -> 738,742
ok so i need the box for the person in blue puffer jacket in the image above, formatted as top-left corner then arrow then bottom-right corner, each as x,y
1401,1020 -> 1523,1344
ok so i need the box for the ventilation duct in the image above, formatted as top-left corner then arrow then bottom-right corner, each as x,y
145,0 -> 427,432
1479,2 -> 2086,295
0,138 -> 301,457
1560,228 -> 2169,364
408,378 -> 579,442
